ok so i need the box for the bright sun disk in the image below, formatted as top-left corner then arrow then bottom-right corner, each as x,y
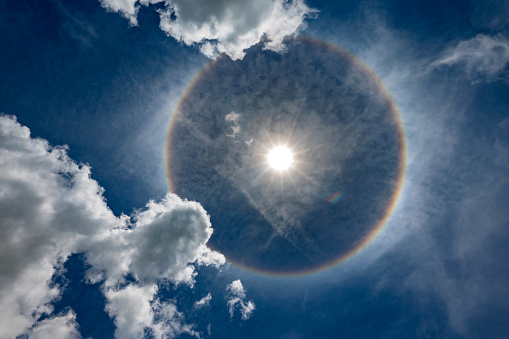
268,146 -> 293,171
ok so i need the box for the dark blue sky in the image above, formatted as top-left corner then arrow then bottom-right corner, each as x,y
1,0 -> 508,338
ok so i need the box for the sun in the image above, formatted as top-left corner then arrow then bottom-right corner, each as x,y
267,146 -> 294,171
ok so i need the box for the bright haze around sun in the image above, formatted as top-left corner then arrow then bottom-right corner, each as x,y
267,146 -> 294,171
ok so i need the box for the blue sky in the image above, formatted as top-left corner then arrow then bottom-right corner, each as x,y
1,0 -> 508,338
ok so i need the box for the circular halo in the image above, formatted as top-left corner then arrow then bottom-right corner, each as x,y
166,37 -> 406,276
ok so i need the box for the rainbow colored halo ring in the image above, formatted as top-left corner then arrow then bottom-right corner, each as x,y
166,37 -> 406,277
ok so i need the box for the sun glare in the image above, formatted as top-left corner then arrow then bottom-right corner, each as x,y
268,146 -> 293,171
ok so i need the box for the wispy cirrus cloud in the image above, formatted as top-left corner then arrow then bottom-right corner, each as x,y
431,34 -> 509,83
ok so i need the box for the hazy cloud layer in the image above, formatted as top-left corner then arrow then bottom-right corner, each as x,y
432,34 -> 509,83
226,280 -> 256,320
470,0 -> 509,31
394,65 -> 508,338
0,115 -> 224,338
320,9 -> 509,334
99,0 -> 316,59
357,24 -> 509,334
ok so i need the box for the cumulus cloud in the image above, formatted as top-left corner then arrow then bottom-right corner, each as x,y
226,280 -> 256,320
99,0 -> 317,59
431,34 -> 509,83
0,115 -> 224,338
89,194 -> 224,338
0,115 -> 114,338
105,285 -> 160,339
27,310 -> 81,339
85,194 -> 224,287
105,285 -> 198,339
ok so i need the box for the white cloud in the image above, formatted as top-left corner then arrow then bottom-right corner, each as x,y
225,111 -> 241,138
194,292 -> 212,308
99,0 -> 317,60
431,34 -> 509,83
90,194 -> 224,338
152,299 -> 198,339
0,115 -> 224,338
105,284 -> 199,339
0,115 -> 115,338
226,280 -> 256,320
99,0 -> 139,24
27,310 -> 81,339
105,285 -> 156,339
85,194 -> 224,288
104,284 -> 198,339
